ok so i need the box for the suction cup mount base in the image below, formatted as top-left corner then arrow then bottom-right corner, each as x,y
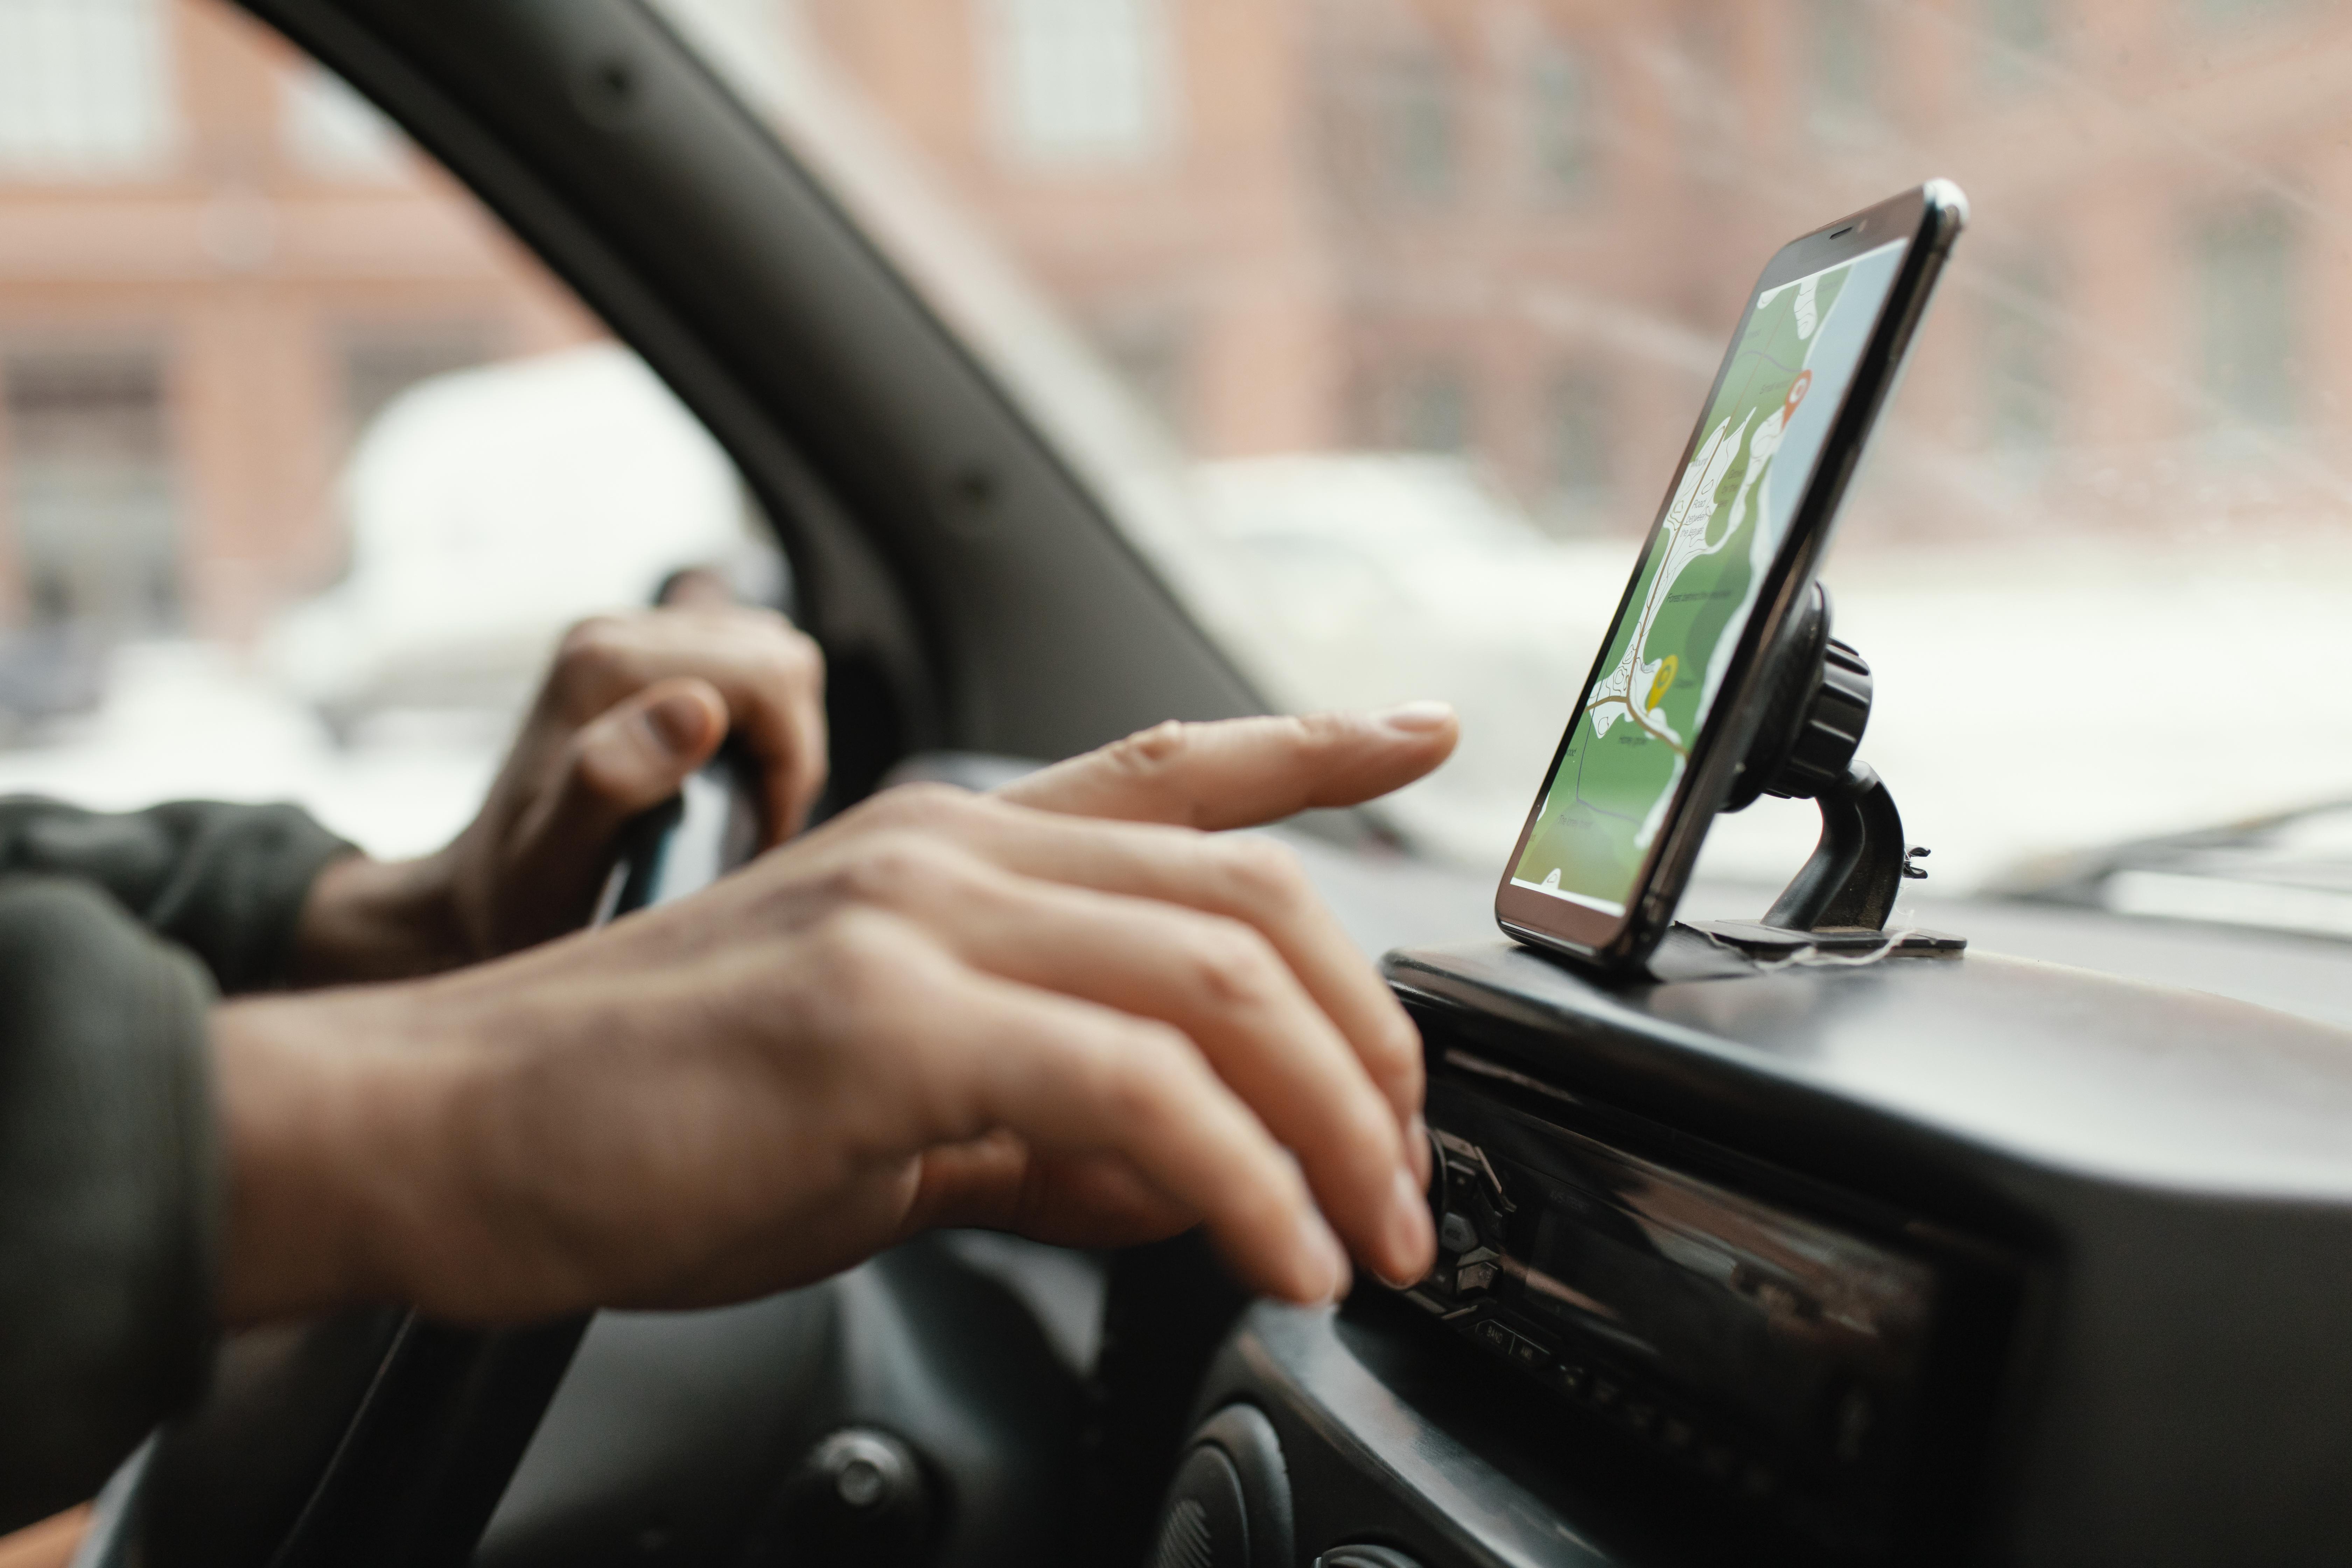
1692,585 -> 1965,960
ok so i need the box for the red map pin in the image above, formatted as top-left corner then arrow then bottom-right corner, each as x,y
1781,369 -> 1814,426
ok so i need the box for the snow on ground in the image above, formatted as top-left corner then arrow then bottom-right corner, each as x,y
0,642 -> 505,860
1744,540 -> 2352,889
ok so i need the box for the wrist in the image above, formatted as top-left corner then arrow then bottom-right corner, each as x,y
286,849 -> 475,986
211,985 -> 479,1323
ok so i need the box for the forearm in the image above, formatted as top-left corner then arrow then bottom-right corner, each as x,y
210,983 -> 482,1324
212,952 -> 719,1326
208,924 -> 931,1329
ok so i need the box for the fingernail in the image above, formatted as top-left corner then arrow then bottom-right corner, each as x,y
645,693 -> 709,754
1294,1210 -> 1351,1305
1407,1111 -> 1433,1186
1380,1165 -> 1435,1287
1378,700 -> 1455,734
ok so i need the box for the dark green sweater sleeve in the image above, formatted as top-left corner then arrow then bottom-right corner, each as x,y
0,799 -> 355,1530
0,797 -> 355,996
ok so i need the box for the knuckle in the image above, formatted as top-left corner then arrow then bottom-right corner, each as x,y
565,724 -> 638,800
1236,1160 -> 1309,1231
1183,918 -> 1285,1011
1092,1024 -> 1193,1126
782,628 -> 826,681
754,626 -> 825,689
556,614 -> 630,669
1268,710 -> 1352,765
550,616 -> 636,704
1218,834 -> 1311,914
1294,710 -> 1352,744
805,906 -> 905,1007
866,780 -> 975,832
834,832 -> 958,908
1378,1012 -> 1426,1079
1338,1083 -> 1405,1157
1107,718 -> 1190,775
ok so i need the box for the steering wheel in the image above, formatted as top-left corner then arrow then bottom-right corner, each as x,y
75,748 -> 767,1568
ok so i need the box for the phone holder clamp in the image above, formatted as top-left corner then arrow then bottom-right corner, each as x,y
1697,584 -> 1965,959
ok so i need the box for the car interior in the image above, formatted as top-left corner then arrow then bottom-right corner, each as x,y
6,1 -> 2351,1566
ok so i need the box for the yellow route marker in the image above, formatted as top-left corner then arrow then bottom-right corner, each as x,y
1646,654 -> 1679,713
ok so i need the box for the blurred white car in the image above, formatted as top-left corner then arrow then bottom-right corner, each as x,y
264,344 -> 783,740
1186,454 -> 1633,864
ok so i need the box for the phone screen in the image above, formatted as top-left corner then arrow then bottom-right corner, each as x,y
1508,237 -> 1912,920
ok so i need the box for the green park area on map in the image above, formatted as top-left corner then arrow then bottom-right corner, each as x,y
1513,258 -> 1857,913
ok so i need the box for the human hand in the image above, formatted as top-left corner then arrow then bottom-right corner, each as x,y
215,705 -> 1459,1323
901,707 -> 1458,1250
287,604 -> 825,982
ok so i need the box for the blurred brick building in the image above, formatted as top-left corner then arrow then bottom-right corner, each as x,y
4,0 -> 2348,672
803,0 -> 2352,540
0,0 -> 590,651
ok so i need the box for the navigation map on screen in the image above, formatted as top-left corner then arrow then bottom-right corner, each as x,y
1511,239 -> 1908,916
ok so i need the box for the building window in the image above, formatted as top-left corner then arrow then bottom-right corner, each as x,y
0,0 -> 174,178
1,347 -> 179,634
284,63 -> 405,180
2191,0 -> 2305,29
1805,0 -> 1876,141
2196,206 -> 2297,433
1544,367 -> 1614,526
1982,260 -> 2062,457
986,0 -> 1177,168
1374,365 -> 1471,454
1528,44 -> 1595,202
1379,50 -> 1457,204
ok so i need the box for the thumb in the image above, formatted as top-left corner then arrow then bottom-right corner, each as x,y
996,704 -> 1460,830
462,678 -> 731,957
518,678 -> 728,896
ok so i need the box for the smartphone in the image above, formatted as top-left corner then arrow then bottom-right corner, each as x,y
1495,181 -> 1967,974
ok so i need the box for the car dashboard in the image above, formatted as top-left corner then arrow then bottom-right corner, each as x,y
447,841 -> 2352,1568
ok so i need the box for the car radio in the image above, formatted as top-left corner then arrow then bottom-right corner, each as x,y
1217,933 -> 2352,1568
1403,1052 -> 2018,1561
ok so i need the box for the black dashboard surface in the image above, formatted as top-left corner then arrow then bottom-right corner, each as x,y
1395,938 -> 2352,1200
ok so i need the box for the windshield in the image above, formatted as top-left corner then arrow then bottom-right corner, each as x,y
653,0 -> 2352,895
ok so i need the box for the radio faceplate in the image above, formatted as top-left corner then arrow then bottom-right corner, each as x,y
1378,938 -> 2352,1564
1403,1049 -> 2016,1562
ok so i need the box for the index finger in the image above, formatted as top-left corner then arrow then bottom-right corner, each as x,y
995,707 -> 1458,831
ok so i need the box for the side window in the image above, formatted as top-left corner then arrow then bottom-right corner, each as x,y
0,0 -> 783,854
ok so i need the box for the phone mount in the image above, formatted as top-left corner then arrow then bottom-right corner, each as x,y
1693,583 -> 1964,959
